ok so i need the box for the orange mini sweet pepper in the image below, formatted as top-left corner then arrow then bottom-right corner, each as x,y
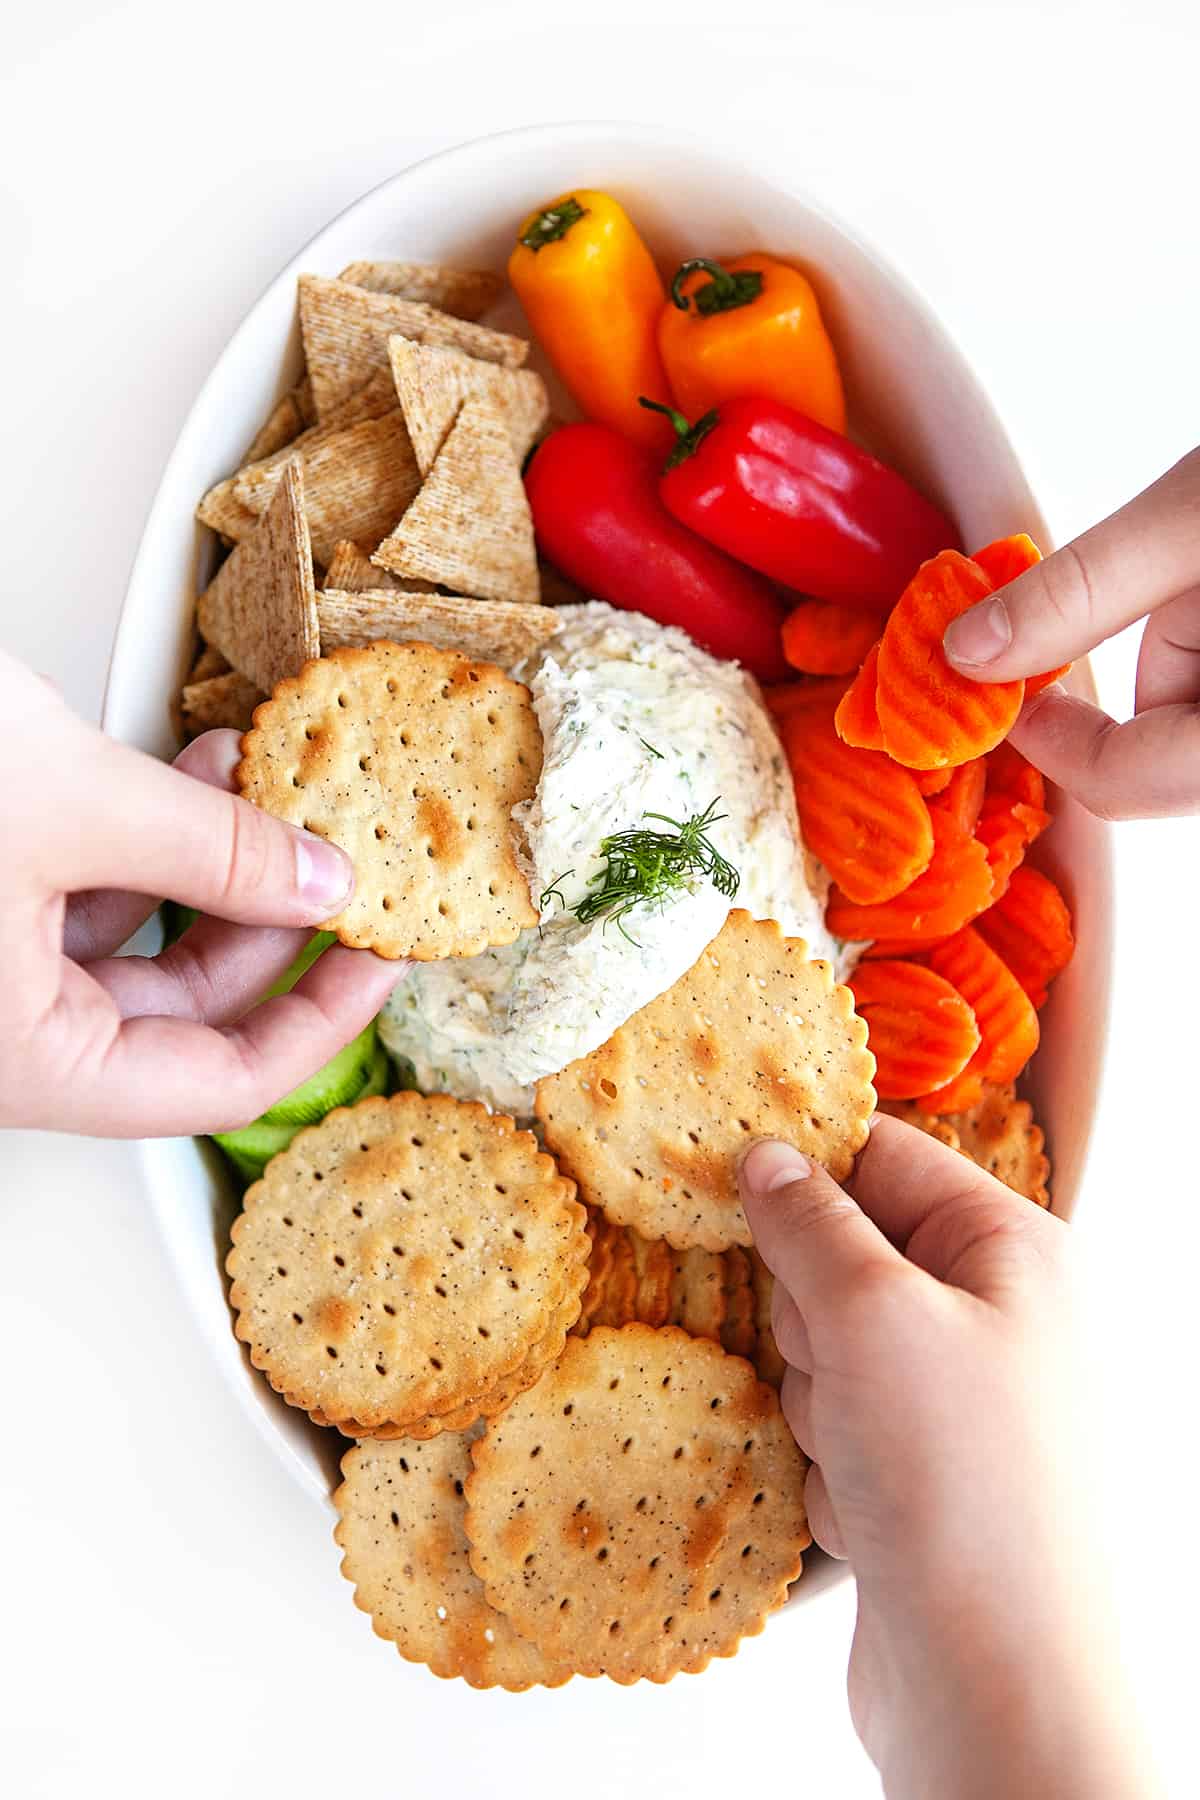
508,190 -> 674,451
657,253 -> 846,432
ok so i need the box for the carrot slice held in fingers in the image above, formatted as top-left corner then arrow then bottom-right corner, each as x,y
834,640 -> 886,750
918,926 -> 1040,1111
975,865 -> 1075,1007
876,550 -> 1025,769
825,806 -> 993,942
849,960 -> 981,1099
783,599 -> 887,676
783,698 -> 934,904
969,534 -> 1071,695
930,758 -> 987,834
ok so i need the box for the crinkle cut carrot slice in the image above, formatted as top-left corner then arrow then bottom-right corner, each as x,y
783,698 -> 934,905
783,599 -> 887,676
930,758 -> 987,834
825,807 -> 993,943
975,865 -> 1075,1007
971,535 -> 1070,696
913,767 -> 954,796
876,550 -> 1025,770
849,960 -> 981,1099
834,640 -> 886,751
764,678 -> 847,727
918,926 -> 1040,1111
977,744 -> 1049,897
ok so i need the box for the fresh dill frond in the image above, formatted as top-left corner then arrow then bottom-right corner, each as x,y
539,870 -> 575,913
639,737 -> 665,760
572,798 -> 740,941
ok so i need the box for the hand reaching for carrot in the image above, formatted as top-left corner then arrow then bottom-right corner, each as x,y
943,447 -> 1200,819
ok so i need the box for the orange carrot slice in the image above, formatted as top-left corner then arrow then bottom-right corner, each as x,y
971,534 -> 1070,696
919,927 -> 1040,1111
876,550 -> 1025,770
783,599 -> 887,676
930,758 -> 987,835
975,865 -> 1075,1007
858,939 -> 935,960
913,767 -> 954,796
825,807 -> 993,942
834,640 -> 886,750
977,744 -> 1050,897
763,678 -> 846,726
914,1069 -> 986,1115
783,697 -> 934,904
849,960 -> 981,1099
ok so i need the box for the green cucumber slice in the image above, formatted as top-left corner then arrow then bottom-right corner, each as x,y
262,1020 -> 378,1127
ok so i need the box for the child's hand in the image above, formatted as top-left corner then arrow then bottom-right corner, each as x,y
0,649 -> 401,1136
944,446 -> 1200,819
740,1121 -> 1156,1800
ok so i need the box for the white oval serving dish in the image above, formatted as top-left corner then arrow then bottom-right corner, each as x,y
103,123 -> 1112,1598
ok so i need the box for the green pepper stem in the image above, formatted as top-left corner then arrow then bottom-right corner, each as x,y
519,197 -> 587,251
638,397 -> 721,471
670,257 -> 764,316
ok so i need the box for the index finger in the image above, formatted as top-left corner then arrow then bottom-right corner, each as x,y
943,447 -> 1200,680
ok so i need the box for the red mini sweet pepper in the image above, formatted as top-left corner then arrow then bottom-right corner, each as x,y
640,396 -> 960,610
524,421 -> 791,682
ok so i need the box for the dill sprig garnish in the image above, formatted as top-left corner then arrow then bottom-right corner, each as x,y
571,798 -> 740,940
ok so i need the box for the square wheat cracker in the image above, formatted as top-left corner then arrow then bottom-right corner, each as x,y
195,461 -> 318,694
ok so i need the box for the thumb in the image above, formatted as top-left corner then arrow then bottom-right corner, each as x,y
739,1139 -> 906,1330
942,447 -> 1200,682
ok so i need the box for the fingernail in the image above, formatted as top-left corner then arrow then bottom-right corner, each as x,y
295,832 -> 353,912
944,597 -> 1012,667
740,1140 -> 812,1197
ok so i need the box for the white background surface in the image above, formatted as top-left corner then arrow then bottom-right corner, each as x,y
2,2 -> 1197,1795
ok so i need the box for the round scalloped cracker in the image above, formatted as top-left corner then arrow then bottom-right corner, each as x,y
227,1093 -> 587,1433
309,1272 -> 585,1441
879,1099 -> 963,1151
535,911 -> 876,1250
236,640 -> 542,960
945,1081 -> 1051,1208
464,1325 -> 811,1683
334,1429 -> 574,1691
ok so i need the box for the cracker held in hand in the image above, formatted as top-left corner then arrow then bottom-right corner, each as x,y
237,640 -> 542,960
334,1431 -> 573,1690
338,260 -> 503,319
464,1325 -> 811,1683
389,337 -> 549,476
317,589 -> 559,669
536,911 -> 877,1250
226,1093 -> 588,1435
371,395 -> 539,605
196,461 -> 317,694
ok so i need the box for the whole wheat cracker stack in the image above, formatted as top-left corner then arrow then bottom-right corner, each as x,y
338,260 -> 503,319
186,642 -> 230,683
946,1082 -> 1051,1207
196,461 -> 317,695
317,589 -> 559,670
227,1093 -> 587,1433
236,640 -> 541,960
181,670 -> 264,736
234,412 -> 421,567
389,337 -> 549,476
243,388 -> 308,464
720,1247 -> 757,1361
311,1274 -> 585,1441
323,540 -> 419,595
372,395 -> 539,606
465,1325 -> 811,1683
298,275 -> 526,421
748,1250 -> 787,1389
334,1429 -> 573,1690
879,1100 -> 962,1151
536,911 -> 877,1251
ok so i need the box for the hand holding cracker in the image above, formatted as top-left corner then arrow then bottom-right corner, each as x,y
739,1120 -> 1152,1798
0,650 -> 401,1135
944,444 -> 1200,819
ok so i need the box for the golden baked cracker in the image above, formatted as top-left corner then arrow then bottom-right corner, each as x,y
324,540 -> 417,594
227,1093 -> 587,1433
667,1248 -> 726,1342
574,1211 -> 618,1339
244,388 -> 307,463
536,912 -> 877,1251
195,461 -> 318,694
234,411 -> 420,567
298,275 -> 526,420
748,1250 -> 786,1389
720,1248 -> 757,1361
237,640 -> 540,960
317,589 -> 559,669
371,395 -> 539,606
465,1325 -> 810,1682
389,337 -> 549,476
338,260 -> 503,320
334,1429 -> 573,1690
590,1228 -> 637,1330
879,1100 -> 962,1151
631,1232 -> 674,1329
180,670 -> 264,736
945,1082 -> 1051,1208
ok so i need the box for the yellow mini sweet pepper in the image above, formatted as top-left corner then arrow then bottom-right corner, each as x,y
508,190 -> 674,451
658,253 -> 846,433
